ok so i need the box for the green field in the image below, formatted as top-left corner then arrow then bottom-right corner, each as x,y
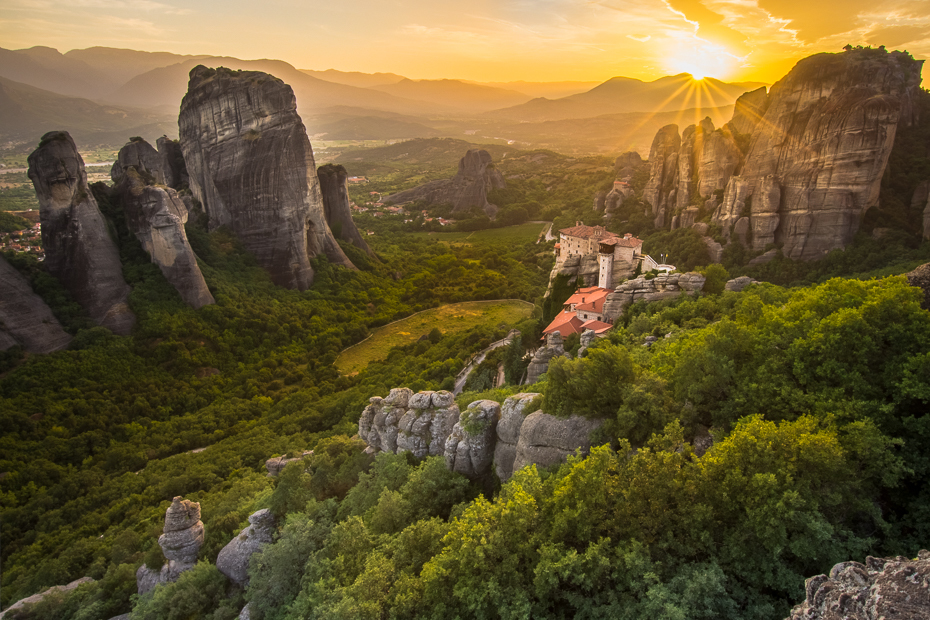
411,221 -> 550,245
335,299 -> 534,374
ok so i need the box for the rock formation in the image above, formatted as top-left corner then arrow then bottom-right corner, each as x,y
444,400 -> 501,480
136,497 -> 204,594
785,550 -> 930,620
111,138 -> 165,185
906,262 -> 930,311
493,393 -> 541,481
525,332 -> 569,384
602,272 -> 706,322
179,65 -> 354,290
264,451 -> 313,476
0,577 -> 94,618
712,48 -> 923,260
115,141 -> 214,309
156,136 -> 187,189
727,87 -> 769,136
358,388 -> 459,458
724,276 -> 757,292
642,125 -> 681,228
316,164 -> 375,257
216,509 -> 276,587
27,131 -> 135,335
0,255 -> 72,353
383,149 -> 506,217
576,329 -> 597,357
512,412 -> 603,476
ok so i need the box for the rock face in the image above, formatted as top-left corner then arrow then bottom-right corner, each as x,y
786,550 -> 930,620
111,138 -> 164,185
383,149 -> 506,217
216,509 -> 276,587
642,125 -> 681,227
725,276 -> 757,292
602,272 -> 706,322
444,399 -> 500,480
493,393 -> 540,481
727,87 -> 769,136
316,164 -> 375,257
0,577 -> 94,618
264,451 -> 313,476
136,497 -> 204,595
358,388 -> 459,458
525,332 -> 569,385
713,49 -> 923,260
116,141 -> 214,309
0,255 -> 72,353
179,66 -> 354,290
156,136 -> 187,189
512,412 -> 603,475
27,131 -> 135,335
906,262 -> 930,311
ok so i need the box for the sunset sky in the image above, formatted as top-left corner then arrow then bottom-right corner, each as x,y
3,0 -> 930,86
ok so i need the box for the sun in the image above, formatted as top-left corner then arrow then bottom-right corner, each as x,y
663,39 -> 736,81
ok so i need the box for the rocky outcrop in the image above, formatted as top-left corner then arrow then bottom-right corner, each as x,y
525,332 -> 569,384
136,497 -> 204,595
0,255 -> 72,353
713,49 -> 923,260
724,276 -> 757,292
642,125 -> 681,227
602,272 -> 706,322
156,136 -> 187,189
444,400 -> 500,480
493,393 -> 541,481
907,263 -> 930,311
698,125 -> 742,197
27,131 -> 135,335
785,550 -> 930,620
384,149 -> 505,217
0,577 -> 94,618
614,151 -> 643,180
179,66 -> 354,290
358,388 -> 459,458
316,164 -> 374,257
577,329 -> 597,357
264,451 -> 313,476
727,87 -> 769,136
216,509 -> 276,587
116,152 -> 214,309
512,412 -> 603,474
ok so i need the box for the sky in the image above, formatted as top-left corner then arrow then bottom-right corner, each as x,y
2,0 -> 930,86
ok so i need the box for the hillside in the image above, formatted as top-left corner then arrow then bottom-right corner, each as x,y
369,79 -> 532,112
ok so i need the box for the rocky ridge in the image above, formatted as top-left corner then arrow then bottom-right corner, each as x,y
27,131 -> 135,335
0,255 -> 72,353
602,272 -> 706,322
179,65 -> 354,290
384,149 -> 506,217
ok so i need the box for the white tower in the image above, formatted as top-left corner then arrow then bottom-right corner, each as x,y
598,244 -> 614,289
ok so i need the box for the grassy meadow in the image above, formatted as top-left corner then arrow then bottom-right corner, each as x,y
411,221 -> 550,245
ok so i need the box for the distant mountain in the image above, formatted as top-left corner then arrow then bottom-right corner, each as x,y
311,116 -> 441,140
369,79 -> 532,112
471,80 -> 600,99
487,74 -> 768,121
65,47 -> 210,87
299,69 -> 406,88
0,46 -> 118,100
0,76 -> 176,145
107,57 -> 454,116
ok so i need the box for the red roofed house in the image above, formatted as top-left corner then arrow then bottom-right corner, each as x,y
555,222 -> 643,289
542,285 -> 615,339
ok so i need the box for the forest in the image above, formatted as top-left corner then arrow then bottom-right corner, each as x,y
1,130 -> 930,618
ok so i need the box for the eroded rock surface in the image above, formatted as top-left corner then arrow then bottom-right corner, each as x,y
136,497 -> 204,594
111,138 -> 165,185
384,149 -> 506,217
493,393 -> 541,481
512,412 -> 603,474
179,65 -> 353,289
317,163 -> 374,257
525,332 -> 569,385
358,388 -> 459,458
786,550 -> 930,620
0,577 -> 94,618
642,124 -> 681,227
28,131 -> 135,335
602,272 -> 705,322
0,255 -> 72,353
727,86 -> 769,136
116,143 -> 214,309
444,399 -> 500,479
906,262 -> 930,311
216,509 -> 276,586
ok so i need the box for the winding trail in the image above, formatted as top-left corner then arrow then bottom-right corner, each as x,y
453,329 -> 520,394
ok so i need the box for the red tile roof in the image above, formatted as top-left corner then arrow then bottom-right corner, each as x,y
564,287 -> 611,308
598,235 -> 643,249
542,311 -> 584,338
580,319 -> 613,334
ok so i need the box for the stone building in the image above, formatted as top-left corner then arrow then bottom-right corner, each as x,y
554,222 -> 644,288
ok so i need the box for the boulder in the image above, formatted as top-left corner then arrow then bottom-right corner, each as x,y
384,149 -> 505,217
317,163 -> 375,257
906,262 -> 930,311
512,412 -> 603,473
179,66 -> 354,290
785,550 -> 930,620
359,388 -> 458,458
216,509 -> 276,586
116,161 -> 214,309
444,399 -> 500,479
577,329 -> 597,357
27,131 -> 135,335
136,496 -> 204,594
0,255 -> 72,353
264,451 -> 312,476
725,276 -> 756,292
493,393 -> 541,481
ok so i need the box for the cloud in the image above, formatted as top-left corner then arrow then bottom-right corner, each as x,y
627,34 -> 652,42
866,24 -> 930,47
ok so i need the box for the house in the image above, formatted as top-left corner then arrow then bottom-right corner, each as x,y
542,285 -> 615,339
555,222 -> 644,289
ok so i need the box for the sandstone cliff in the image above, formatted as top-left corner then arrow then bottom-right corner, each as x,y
727,86 -> 769,136
642,124 -> 681,227
116,160 -> 215,309
316,163 -> 375,257
0,255 -> 72,353
179,65 -> 354,290
712,48 -> 923,260
27,131 -> 135,335
383,149 -> 506,217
